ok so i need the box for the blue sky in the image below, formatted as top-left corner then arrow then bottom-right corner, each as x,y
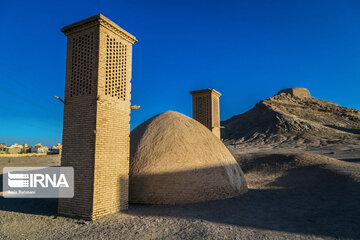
0,0 -> 359,146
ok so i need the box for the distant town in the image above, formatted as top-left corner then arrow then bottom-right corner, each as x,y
0,143 -> 62,155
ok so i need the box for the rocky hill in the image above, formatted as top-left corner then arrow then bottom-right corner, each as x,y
221,88 -> 360,148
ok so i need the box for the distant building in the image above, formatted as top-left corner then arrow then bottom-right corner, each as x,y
31,143 -> 48,153
1,143 -> 32,154
5,143 -> 23,154
9,143 -> 23,148
0,143 -> 5,152
6,148 -> 21,154
49,143 -> 62,154
21,143 -> 31,153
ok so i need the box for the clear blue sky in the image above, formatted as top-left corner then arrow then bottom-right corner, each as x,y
0,0 -> 359,146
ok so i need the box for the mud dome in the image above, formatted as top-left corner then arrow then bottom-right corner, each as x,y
129,111 -> 247,204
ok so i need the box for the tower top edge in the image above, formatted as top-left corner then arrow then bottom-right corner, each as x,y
61,14 -> 137,44
190,89 -> 222,97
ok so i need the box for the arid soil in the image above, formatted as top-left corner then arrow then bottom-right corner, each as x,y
0,148 -> 359,240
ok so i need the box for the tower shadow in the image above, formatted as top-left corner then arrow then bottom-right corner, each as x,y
125,166 -> 360,239
0,173 -> 58,216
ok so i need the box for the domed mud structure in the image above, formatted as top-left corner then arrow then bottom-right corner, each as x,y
129,111 -> 247,204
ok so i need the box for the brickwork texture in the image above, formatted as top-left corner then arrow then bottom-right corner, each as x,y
190,89 -> 222,139
58,14 -> 137,220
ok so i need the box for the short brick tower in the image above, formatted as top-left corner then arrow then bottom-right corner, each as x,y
190,89 -> 221,139
58,14 -> 137,220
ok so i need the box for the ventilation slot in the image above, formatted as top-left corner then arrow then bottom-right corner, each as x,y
70,33 -> 94,97
105,35 -> 127,101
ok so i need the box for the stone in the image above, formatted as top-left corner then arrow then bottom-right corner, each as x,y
278,88 -> 311,98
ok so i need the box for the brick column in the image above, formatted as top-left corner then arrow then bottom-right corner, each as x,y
58,14 -> 137,220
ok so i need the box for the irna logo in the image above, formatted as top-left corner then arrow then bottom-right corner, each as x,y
8,172 -> 69,188
3,167 -> 74,198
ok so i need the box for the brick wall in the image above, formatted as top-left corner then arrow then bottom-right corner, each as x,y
58,14 -> 137,220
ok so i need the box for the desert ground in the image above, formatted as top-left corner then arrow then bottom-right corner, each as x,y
0,143 -> 359,240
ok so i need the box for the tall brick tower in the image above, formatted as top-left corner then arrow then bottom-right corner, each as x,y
58,14 -> 137,220
190,89 -> 221,139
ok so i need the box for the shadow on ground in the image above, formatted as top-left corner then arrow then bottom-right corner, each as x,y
0,167 -> 359,239
339,158 -> 360,163
0,174 -> 58,216
126,167 -> 360,239
325,125 -> 360,135
0,197 -> 58,216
